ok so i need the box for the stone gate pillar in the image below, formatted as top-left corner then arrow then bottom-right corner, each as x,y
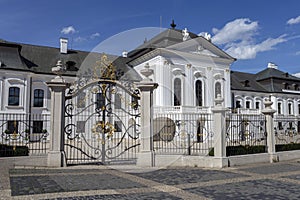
262,97 -> 278,162
136,63 -> 158,167
212,94 -> 228,167
46,61 -> 68,167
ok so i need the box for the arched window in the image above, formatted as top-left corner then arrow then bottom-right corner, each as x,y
288,103 -> 293,115
174,78 -> 181,106
195,80 -> 203,106
33,89 -> 44,107
278,102 -> 282,114
8,87 -> 20,106
215,82 -> 221,98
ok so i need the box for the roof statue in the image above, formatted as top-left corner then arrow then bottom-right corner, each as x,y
204,32 -> 211,41
182,28 -> 189,41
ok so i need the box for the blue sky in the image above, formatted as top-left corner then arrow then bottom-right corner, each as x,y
1,0 -> 300,74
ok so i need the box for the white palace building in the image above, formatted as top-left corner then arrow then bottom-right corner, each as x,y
1,26 -> 300,136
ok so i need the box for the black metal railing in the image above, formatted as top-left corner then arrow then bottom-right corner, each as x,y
274,115 -> 300,151
153,112 -> 213,155
226,113 -> 267,156
0,113 -> 50,156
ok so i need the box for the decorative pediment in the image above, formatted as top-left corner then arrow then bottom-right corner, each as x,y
7,78 -> 25,85
166,37 -> 235,60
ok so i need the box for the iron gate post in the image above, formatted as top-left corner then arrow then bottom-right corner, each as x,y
136,80 -> 158,167
46,78 -> 68,167
262,97 -> 278,162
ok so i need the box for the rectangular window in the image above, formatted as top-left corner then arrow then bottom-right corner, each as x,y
33,89 -> 44,107
8,87 -> 20,106
246,101 -> 250,109
33,121 -> 43,133
6,121 -> 18,134
278,102 -> 282,114
174,78 -> 181,106
278,122 -> 283,130
255,102 -> 260,109
114,121 -> 122,132
236,101 -> 241,108
76,121 -> 85,133
288,103 -> 293,115
298,104 -> 300,115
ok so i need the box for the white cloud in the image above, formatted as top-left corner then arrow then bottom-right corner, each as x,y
212,18 -> 258,45
61,26 -> 76,34
210,18 -> 288,59
74,33 -> 100,43
74,36 -> 86,42
293,72 -> 300,78
287,16 -> 300,25
295,51 -> 300,56
225,35 -> 287,59
90,32 -> 100,39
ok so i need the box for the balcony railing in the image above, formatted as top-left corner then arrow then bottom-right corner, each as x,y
154,106 -> 210,113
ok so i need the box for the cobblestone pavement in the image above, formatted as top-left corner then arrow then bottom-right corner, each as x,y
1,159 -> 300,199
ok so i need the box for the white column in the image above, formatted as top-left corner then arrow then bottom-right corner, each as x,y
136,64 -> 158,167
224,68 -> 231,108
46,78 -> 68,167
262,98 -> 278,163
136,82 -> 158,167
211,94 -> 228,167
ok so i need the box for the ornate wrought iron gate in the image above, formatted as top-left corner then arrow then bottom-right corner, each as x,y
64,79 -> 140,165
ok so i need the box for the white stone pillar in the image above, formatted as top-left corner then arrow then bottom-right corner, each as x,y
46,61 -> 67,167
136,64 -> 158,167
211,94 -> 228,168
262,98 -> 278,163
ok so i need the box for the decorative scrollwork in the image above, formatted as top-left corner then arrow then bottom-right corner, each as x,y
64,74 -> 141,165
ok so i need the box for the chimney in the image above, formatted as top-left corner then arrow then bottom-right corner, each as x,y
60,38 -> 68,54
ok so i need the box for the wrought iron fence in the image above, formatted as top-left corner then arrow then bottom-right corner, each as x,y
274,115 -> 300,146
0,113 -> 50,156
226,113 -> 267,156
153,112 -> 213,155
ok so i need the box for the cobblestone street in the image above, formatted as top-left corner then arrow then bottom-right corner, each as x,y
1,158 -> 300,199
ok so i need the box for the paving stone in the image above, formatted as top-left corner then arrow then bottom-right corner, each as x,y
51,173 -> 145,191
239,163 -> 300,175
130,168 -> 248,185
9,168 -> 107,175
44,192 -> 182,200
10,173 -> 145,196
185,179 -> 300,200
10,175 -> 64,196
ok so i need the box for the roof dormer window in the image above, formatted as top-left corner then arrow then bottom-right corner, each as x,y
66,61 -> 78,71
292,83 -> 298,90
242,80 -> 250,87
282,82 -> 289,90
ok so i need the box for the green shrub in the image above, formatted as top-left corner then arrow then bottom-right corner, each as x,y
276,143 -> 300,152
0,144 -> 29,157
226,145 -> 266,156
208,145 -> 266,156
